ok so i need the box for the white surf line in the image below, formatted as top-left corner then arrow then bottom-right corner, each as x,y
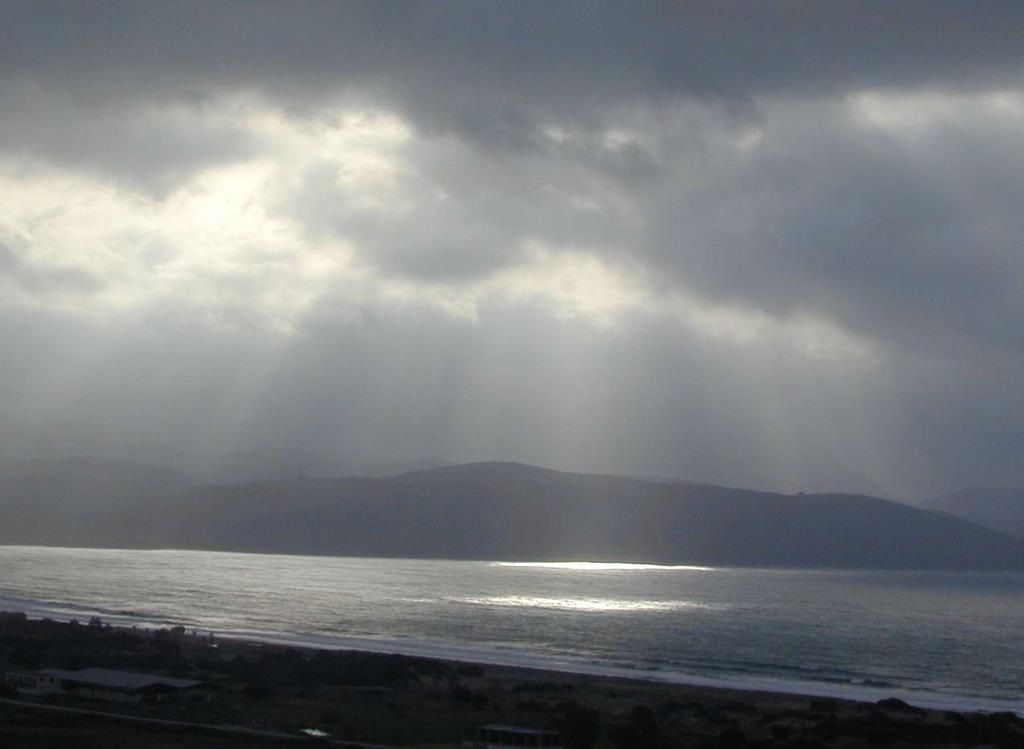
4,598 -> 1022,718
215,628 -> 1024,718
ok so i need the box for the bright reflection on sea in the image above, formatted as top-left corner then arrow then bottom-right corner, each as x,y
464,595 -> 716,612
491,561 -> 715,572
2,549 -> 1024,709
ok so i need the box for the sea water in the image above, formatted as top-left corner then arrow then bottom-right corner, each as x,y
1,546 -> 1022,713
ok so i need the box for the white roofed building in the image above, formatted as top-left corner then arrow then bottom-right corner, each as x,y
2,667 -> 204,704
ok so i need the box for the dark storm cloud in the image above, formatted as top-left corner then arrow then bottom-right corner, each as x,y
630,98 -> 1024,360
1,0 -> 1022,183
2,1 -> 1024,497
3,1 -> 1024,104
0,82 -> 258,192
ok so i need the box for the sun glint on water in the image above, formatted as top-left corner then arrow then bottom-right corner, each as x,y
490,561 -> 715,572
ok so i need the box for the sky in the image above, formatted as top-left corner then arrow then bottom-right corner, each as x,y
1,1 -> 1023,498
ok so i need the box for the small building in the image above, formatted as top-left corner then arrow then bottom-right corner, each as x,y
465,724 -> 563,749
2,668 -> 204,704
3,670 -> 62,696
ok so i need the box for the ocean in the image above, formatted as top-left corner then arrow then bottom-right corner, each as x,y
1,545 -> 1021,714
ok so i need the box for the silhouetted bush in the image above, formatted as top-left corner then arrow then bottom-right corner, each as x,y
717,726 -> 746,747
556,700 -> 600,749
874,697 -> 923,714
449,683 -> 487,708
612,705 -> 659,749
808,698 -> 838,713
723,700 -> 759,716
243,679 -> 275,700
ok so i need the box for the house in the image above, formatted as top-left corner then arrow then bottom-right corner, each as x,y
3,670 -> 62,696
2,668 -> 204,704
464,724 -> 564,749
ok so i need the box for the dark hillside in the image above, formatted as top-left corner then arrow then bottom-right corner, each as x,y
920,487 -> 1024,539
3,460 -> 1024,570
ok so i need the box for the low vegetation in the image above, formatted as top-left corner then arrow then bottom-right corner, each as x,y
2,613 -> 1022,747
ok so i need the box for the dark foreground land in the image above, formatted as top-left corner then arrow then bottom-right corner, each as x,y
0,612 -> 1021,749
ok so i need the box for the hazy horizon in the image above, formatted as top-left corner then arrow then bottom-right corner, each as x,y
3,2 -> 1024,499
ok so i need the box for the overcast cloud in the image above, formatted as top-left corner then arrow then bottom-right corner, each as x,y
2,1 -> 1023,498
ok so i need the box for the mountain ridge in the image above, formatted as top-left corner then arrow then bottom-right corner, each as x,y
2,459 -> 1024,570
920,487 -> 1024,539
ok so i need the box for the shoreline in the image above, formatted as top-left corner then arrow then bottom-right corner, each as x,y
3,595 -> 1022,719
216,628 -> 1024,718
3,612 -> 1024,747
